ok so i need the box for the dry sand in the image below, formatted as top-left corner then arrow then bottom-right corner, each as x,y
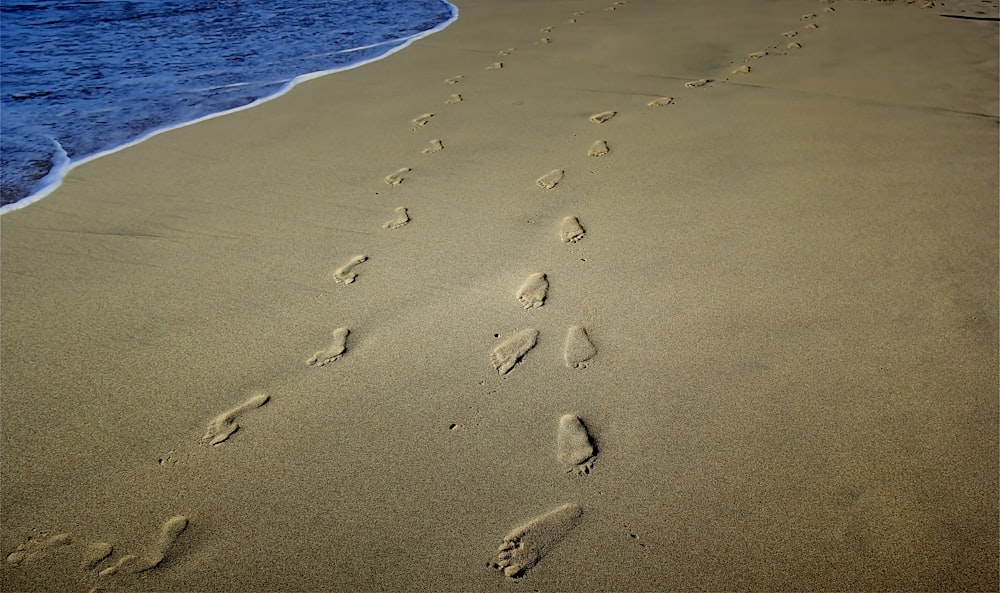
2,0 -> 998,590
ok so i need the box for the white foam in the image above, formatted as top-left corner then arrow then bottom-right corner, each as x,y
0,2 -> 459,215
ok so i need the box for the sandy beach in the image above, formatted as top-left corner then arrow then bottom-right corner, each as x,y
2,0 -> 998,590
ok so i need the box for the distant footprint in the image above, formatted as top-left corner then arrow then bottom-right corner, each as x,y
541,26 -> 554,32
332,254 -> 368,284
557,414 -> 597,475
200,392 -> 269,446
499,48 -> 516,56
516,273 -> 548,309
787,41 -> 802,49
731,65 -> 751,75
684,78 -> 710,88
805,22 -> 818,29
307,327 -> 350,367
411,112 -> 434,128
491,329 -> 539,375
383,207 -> 410,230
783,30 -> 798,37
486,62 -> 503,70
539,37 -> 552,44
748,50 -> 767,59
536,169 -> 564,190
5,533 -> 72,567
588,110 -> 616,124
444,75 -> 464,84
587,139 -> 610,157
563,324 -> 596,369
445,93 -> 463,104
385,167 -> 411,185
422,139 -> 444,154
559,216 -> 585,243
647,96 -> 674,107
489,503 -> 583,578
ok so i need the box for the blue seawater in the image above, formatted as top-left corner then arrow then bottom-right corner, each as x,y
0,0 -> 456,211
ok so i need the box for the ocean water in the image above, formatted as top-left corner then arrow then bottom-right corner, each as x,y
0,0 -> 457,211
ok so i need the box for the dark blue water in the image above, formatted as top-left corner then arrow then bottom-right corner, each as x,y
0,0 -> 457,211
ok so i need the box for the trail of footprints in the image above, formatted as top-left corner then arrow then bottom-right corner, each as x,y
10,0 -> 879,585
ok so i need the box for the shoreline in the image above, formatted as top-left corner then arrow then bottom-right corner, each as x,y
0,1 -> 459,215
1,0 -> 997,590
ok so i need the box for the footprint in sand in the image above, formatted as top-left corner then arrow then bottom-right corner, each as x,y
422,139 -> 444,154
385,167 -> 411,185
787,41 -> 802,49
748,50 -> 767,59
383,207 -> 410,230
588,110 -> 616,124
445,93 -> 462,104
5,533 -> 72,567
805,22 -> 818,29
411,113 -> 434,128
684,78 -> 710,88
81,541 -> 114,571
489,503 -> 583,578
541,26 -> 554,33
536,169 -> 564,190
499,48 -> 516,56
491,329 -> 539,375
444,75 -> 464,85
332,254 -> 368,284
307,327 -> 350,367
647,96 -> 674,107
587,139 -> 610,157
99,515 -> 189,576
557,414 -> 597,475
731,65 -> 751,75
569,17 -> 577,23
539,37 -> 552,44
486,62 -> 503,70
801,13 -> 817,19
563,324 -> 597,369
560,216 -> 585,243
516,273 -> 548,309
783,30 -> 798,38
201,392 -> 269,446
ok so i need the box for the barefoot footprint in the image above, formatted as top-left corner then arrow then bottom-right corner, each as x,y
411,113 -> 433,127
332,255 -> 368,284
385,168 -> 411,185
684,78 -> 709,88
422,139 -> 444,154
307,327 -> 350,367
588,110 -> 616,124
559,216 -> 585,243
99,515 -> 189,576
201,392 -> 269,446
587,139 -> 610,157
647,97 -> 674,107
516,273 -> 548,309
491,329 -> 538,375
563,324 -> 596,368
383,207 -> 410,230
444,75 -> 464,84
445,93 -> 462,104
536,169 -> 564,190
557,414 -> 597,475
489,503 -> 583,578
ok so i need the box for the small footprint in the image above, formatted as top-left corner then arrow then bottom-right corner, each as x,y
5,533 -> 72,567
587,139 -> 610,157
647,96 -> 674,107
801,13 -> 817,19
536,169 -> 564,190
557,414 -> 597,475
307,327 -> 350,367
539,37 -> 551,44
486,62 -> 503,70
516,272 -> 548,309
332,254 -> 368,284
422,139 -> 444,154
491,329 -> 538,375
411,112 -> 434,127
488,503 -> 583,578
732,65 -> 751,74
684,78 -> 710,88
787,41 -> 802,49
82,542 -> 113,571
444,75 -> 464,84
805,22 -> 818,29
569,17 -> 577,23
559,216 -> 585,243
541,26 -> 554,32
588,110 -> 616,124
383,206 -> 410,230
445,93 -> 462,104
783,30 -> 798,37
563,324 -> 596,369
748,50 -> 768,59
201,392 -> 269,446
385,167 -> 411,185
499,48 -> 516,56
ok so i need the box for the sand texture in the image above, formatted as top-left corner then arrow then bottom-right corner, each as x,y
2,0 -> 998,590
